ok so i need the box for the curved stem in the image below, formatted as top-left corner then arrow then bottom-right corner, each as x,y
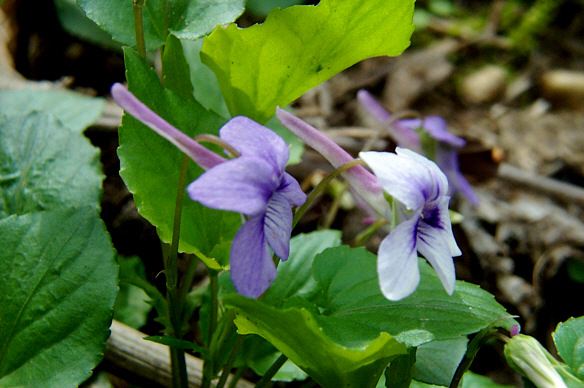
293,159 -> 366,229
193,134 -> 241,159
132,0 -> 147,58
254,353 -> 288,388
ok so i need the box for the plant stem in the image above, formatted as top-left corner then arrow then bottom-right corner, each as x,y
227,367 -> 246,388
132,0 -> 147,58
166,154 -> 190,388
254,353 -> 288,388
293,159 -> 365,229
201,270 -> 220,388
216,335 -> 245,388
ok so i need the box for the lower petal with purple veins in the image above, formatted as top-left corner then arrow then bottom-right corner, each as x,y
416,221 -> 457,295
230,216 -> 277,299
263,193 -> 294,261
377,215 -> 421,300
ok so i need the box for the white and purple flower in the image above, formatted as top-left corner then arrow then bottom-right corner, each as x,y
278,109 -> 461,300
359,148 -> 461,300
111,84 -> 306,298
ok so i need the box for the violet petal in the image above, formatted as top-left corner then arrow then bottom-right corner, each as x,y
277,173 -> 307,207
416,217 -> 457,295
220,116 -> 289,172
230,216 -> 276,298
111,83 -> 224,170
187,156 -> 279,216
263,193 -> 293,261
276,107 -> 388,217
422,116 -> 466,148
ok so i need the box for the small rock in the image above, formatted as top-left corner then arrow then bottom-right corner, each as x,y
541,70 -> 584,109
460,65 -> 508,105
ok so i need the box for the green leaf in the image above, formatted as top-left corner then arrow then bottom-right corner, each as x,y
407,372 -> 515,388
144,336 -> 201,351
312,246 -> 517,348
554,316 -> 584,379
54,0 -> 121,50
114,256 -> 152,329
262,229 -> 342,306
77,0 -> 245,51
0,112 -> 103,217
459,371 -> 515,388
246,0 -> 306,17
201,0 -> 415,123
224,294 -> 407,388
413,337 -> 468,386
118,48 -> 240,260
182,38 -> 231,118
162,34 -> 195,101
0,208 -> 118,387
384,348 -> 416,388
0,88 -> 105,132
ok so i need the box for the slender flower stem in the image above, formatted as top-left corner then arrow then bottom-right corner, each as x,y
353,218 -> 388,246
216,335 -> 245,388
254,353 -> 288,388
321,181 -> 348,230
201,270 -> 220,388
132,0 -> 147,58
178,254 -> 199,309
293,159 -> 366,229
449,328 -> 498,388
227,367 -> 246,388
193,134 -> 241,159
166,154 -> 190,388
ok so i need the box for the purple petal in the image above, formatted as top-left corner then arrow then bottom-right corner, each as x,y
422,197 -> 462,257
277,107 -> 389,217
263,193 -> 294,261
277,173 -> 307,207
357,89 -> 391,122
220,116 -> 289,173
111,83 -> 224,170
436,147 -> 479,206
422,116 -> 466,148
416,203 -> 458,295
377,216 -> 421,300
187,156 -> 279,216
230,216 -> 276,298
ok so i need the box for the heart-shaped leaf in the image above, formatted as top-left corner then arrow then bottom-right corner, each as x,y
77,0 -> 245,51
553,316 -> 584,379
201,0 -> 415,122
312,246 -> 517,348
0,208 -> 118,387
0,112 -> 103,217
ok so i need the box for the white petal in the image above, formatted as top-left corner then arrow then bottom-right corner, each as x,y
377,216 -> 421,300
359,151 -> 430,210
417,220 -> 457,295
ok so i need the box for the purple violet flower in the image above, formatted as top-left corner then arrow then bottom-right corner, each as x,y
188,119 -> 306,298
111,83 -> 306,298
357,90 -> 479,205
359,148 -> 462,300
